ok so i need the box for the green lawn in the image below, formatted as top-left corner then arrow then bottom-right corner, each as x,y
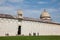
0,36 -> 60,40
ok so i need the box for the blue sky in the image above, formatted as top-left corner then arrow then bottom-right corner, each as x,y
0,0 -> 60,22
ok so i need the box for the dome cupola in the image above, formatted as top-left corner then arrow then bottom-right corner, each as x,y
40,9 -> 51,22
17,9 -> 23,19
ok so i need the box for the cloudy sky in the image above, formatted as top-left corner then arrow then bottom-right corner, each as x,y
0,0 -> 60,22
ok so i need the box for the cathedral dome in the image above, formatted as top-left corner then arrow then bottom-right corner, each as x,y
40,9 -> 50,18
40,9 -> 51,21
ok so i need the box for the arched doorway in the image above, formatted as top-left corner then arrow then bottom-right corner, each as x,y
17,26 -> 21,35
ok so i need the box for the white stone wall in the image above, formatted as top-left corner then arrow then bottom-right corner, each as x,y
0,18 -> 60,36
0,18 -> 18,36
21,20 -> 60,36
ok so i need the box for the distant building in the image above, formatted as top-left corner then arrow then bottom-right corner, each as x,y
0,9 -> 60,36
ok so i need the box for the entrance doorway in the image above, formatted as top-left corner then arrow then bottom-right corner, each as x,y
17,26 -> 21,35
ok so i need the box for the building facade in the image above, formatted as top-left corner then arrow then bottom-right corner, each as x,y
0,9 -> 60,36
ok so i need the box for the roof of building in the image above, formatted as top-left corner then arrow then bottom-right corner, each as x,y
0,14 -> 60,25
23,17 -> 60,25
0,14 -> 15,19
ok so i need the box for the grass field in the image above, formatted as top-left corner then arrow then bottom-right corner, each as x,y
0,36 -> 60,40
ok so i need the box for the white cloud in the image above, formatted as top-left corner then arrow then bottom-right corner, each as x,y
0,0 -> 6,5
8,0 -> 24,3
0,0 -> 24,15
23,10 -> 40,14
37,1 -> 48,4
40,8 -> 59,12
51,0 -> 57,3
0,0 -> 24,5
58,3 -> 60,6
23,9 -> 42,18
46,8 -> 59,12
47,9 -> 57,11
0,6 -> 17,15
59,8 -> 60,9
